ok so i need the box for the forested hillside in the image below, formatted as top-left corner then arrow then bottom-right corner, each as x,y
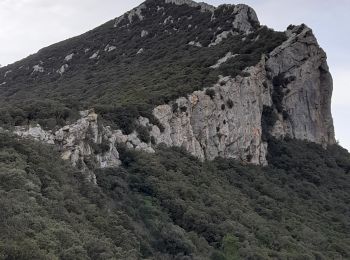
1,132 -> 349,259
0,0 -> 348,259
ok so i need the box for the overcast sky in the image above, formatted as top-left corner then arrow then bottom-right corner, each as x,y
0,0 -> 349,150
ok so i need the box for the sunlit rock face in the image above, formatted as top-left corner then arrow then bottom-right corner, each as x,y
147,25 -> 335,164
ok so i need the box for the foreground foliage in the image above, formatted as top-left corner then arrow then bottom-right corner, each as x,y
0,132 -> 349,259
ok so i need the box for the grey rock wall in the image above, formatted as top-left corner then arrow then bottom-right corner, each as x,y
146,25 -> 335,163
266,24 -> 335,145
149,61 -> 269,165
13,24 -> 335,169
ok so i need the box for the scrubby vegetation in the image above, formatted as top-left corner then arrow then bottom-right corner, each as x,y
1,1 -> 346,259
0,133 -> 140,259
0,0 -> 286,133
1,131 -> 349,259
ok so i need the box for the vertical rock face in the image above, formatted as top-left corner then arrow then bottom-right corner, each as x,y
13,24 -> 336,168
266,25 -> 335,145
148,24 -> 335,163
150,60 -> 269,165
231,4 -> 259,34
11,3 -> 335,168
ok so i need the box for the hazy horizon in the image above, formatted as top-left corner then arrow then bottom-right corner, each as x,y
1,0 -> 349,150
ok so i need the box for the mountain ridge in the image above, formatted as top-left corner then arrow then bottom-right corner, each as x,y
0,1 -> 349,259
0,0 -> 335,167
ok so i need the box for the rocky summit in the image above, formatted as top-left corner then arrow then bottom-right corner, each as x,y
0,1 -> 349,259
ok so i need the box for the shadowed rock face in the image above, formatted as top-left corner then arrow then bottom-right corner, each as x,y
267,25 -> 335,146
10,1 -> 335,167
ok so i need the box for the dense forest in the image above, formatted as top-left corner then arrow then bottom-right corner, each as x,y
1,132 -> 349,259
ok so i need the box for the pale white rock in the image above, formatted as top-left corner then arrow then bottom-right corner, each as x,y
57,64 -> 68,75
84,48 -> 90,53
253,35 -> 260,42
0,82 -> 6,86
210,52 -> 238,69
104,44 -> 117,52
209,31 -> 234,47
128,132 -> 142,147
4,70 -> 12,78
137,48 -> 144,55
32,65 -> 44,73
138,116 -> 150,127
188,41 -> 202,47
14,110 -> 155,177
164,16 -> 174,24
141,30 -> 149,37
89,51 -> 100,59
157,6 -> 165,12
142,25 -> 334,164
64,53 -> 74,62
14,125 -> 55,144
14,110 -> 121,177
266,24 -> 335,146
150,60 -> 269,165
232,4 -> 259,34
125,142 -> 133,149
114,3 -> 146,27
127,3 -> 145,23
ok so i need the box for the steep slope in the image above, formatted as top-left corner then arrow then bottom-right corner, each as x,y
0,1 -> 349,259
1,132 -> 349,259
0,0 -> 334,165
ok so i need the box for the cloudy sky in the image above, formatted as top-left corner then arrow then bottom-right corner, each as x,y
0,0 -> 349,150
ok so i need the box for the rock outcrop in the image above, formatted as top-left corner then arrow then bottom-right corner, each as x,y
231,4 -> 260,34
145,25 -> 335,163
266,25 -> 335,145
149,61 -> 269,165
15,110 -> 154,180
14,24 -> 335,169
164,0 -> 215,12
12,3 -> 335,170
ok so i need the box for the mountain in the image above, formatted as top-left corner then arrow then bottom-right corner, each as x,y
0,0 -> 349,259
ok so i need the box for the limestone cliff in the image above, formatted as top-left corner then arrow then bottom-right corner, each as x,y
12,4 -> 335,170
145,24 -> 335,164
266,25 -> 335,145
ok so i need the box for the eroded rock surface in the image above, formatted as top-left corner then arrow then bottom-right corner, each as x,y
266,25 -> 335,145
14,110 -> 154,180
14,24 -> 335,169
145,25 -> 335,164
149,61 -> 269,165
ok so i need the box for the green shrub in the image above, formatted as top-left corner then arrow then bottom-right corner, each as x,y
206,89 -> 216,99
136,125 -> 151,143
226,99 -> 234,109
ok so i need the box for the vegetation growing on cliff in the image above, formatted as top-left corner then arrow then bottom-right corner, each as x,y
0,0 -> 286,133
